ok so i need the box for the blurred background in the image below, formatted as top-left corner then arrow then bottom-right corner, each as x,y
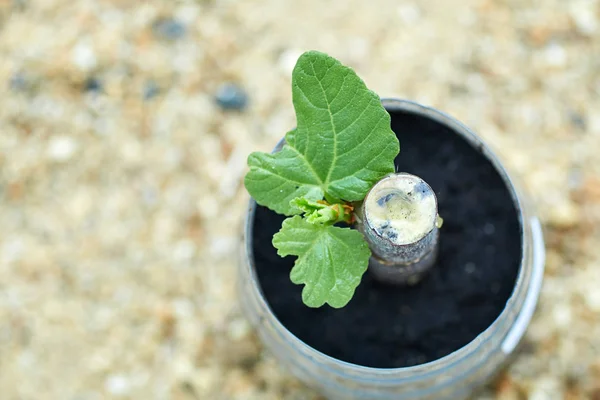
1,0 -> 599,398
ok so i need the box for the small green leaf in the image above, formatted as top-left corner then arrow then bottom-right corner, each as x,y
273,216 -> 371,308
245,50 -> 399,215
290,197 -> 325,214
290,197 -> 353,225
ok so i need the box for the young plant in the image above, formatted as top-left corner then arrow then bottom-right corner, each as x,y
244,51 -> 437,308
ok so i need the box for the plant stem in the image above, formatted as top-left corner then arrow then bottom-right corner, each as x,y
355,173 -> 440,285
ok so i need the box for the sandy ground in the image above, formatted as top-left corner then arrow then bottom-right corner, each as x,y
1,0 -> 599,398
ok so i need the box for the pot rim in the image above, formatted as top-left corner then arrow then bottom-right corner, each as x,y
242,98 -> 543,377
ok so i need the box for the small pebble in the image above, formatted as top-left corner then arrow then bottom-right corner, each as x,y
47,136 -> 78,162
71,40 -> 97,71
484,223 -> 495,235
569,112 -> 586,131
584,284 -> 600,312
209,236 -> 237,258
152,18 -> 187,40
228,318 -> 251,341
465,262 -> 476,274
84,77 -> 103,93
547,201 -> 580,228
105,374 -> 130,396
172,299 -> 194,318
192,367 -> 220,392
543,43 -> 567,67
141,186 -> 158,206
2,238 -> 25,263
215,83 -> 248,111
529,376 -> 564,400
143,80 -> 160,100
9,72 -> 27,91
569,2 -> 598,35
553,303 -> 572,328
397,3 -> 422,24
172,240 -> 196,262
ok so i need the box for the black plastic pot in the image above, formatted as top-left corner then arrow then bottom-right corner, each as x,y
239,99 -> 545,399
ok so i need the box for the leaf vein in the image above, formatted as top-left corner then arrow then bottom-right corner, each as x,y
295,81 -> 328,111
309,61 -> 338,187
334,111 -> 387,162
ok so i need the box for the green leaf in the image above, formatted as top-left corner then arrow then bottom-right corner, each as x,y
273,216 -> 371,308
245,141 -> 325,215
290,197 -> 353,225
245,50 -> 399,215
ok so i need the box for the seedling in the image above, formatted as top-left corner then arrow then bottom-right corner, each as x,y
244,51 -> 441,308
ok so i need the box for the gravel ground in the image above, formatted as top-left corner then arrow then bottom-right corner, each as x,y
1,0 -> 599,399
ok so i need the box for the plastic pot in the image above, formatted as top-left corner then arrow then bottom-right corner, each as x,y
238,99 -> 545,399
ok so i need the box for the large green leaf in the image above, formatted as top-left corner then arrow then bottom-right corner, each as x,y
245,50 -> 399,215
273,216 -> 371,308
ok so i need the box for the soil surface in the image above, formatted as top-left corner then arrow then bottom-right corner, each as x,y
253,109 -> 522,368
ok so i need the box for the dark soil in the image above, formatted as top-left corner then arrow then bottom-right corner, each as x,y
251,109 -> 522,368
